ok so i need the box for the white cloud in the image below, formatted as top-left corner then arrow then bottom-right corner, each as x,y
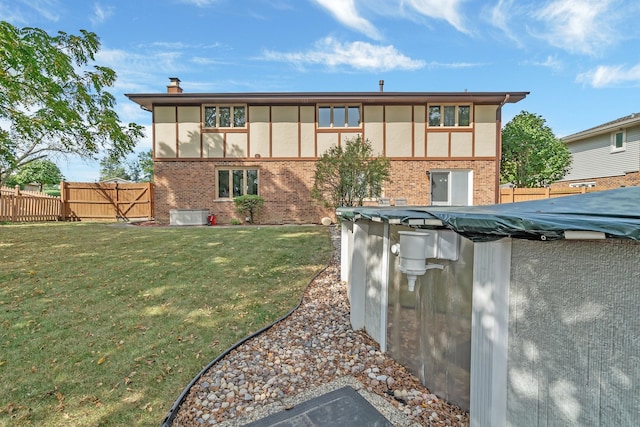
263,37 -> 424,72
90,3 -> 114,25
534,0 -> 616,55
522,55 -> 562,70
402,0 -> 470,35
1,0 -> 59,23
177,0 -> 219,6
576,63 -> 640,87
487,0 -> 523,46
312,0 -> 382,40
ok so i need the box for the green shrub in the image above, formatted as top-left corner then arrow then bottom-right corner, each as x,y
233,195 -> 264,224
230,218 -> 242,225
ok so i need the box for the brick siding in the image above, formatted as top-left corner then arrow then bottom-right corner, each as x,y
552,171 -> 640,191
154,159 -> 498,225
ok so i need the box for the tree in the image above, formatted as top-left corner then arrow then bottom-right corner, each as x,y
12,159 -> 63,191
311,135 -> 390,210
99,155 -> 131,181
233,194 -> 264,224
0,22 -> 144,186
98,150 -> 153,182
501,111 -> 571,187
131,150 -> 153,182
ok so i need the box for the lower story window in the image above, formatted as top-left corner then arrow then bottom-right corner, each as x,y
217,168 -> 258,198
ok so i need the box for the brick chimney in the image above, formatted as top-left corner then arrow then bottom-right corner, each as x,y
167,77 -> 183,94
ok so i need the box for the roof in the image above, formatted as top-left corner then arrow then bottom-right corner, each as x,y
337,187 -> 640,242
563,112 -> 640,143
126,91 -> 529,112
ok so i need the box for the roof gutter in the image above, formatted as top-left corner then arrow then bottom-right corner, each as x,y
563,114 -> 640,143
494,94 -> 510,204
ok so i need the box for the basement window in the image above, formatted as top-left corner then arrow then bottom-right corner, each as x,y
569,182 -> 596,188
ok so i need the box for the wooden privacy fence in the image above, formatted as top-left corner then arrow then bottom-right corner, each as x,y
500,186 -> 593,203
1,186 -> 62,222
61,182 -> 154,221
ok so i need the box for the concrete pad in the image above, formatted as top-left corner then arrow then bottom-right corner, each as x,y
245,386 -> 393,427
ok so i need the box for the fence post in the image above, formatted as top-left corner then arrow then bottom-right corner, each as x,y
545,187 -> 550,199
12,185 -> 20,222
148,182 -> 154,220
60,181 -> 67,221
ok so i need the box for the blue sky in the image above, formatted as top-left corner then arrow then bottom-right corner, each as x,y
2,0 -> 639,181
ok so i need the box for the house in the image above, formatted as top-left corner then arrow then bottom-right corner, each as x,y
338,187 -> 640,426
100,177 -> 133,184
556,112 -> 640,189
126,78 -> 528,224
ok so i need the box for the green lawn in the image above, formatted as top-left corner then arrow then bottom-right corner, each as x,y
0,223 -> 332,426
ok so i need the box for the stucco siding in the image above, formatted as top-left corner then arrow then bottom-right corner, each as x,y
451,132 -> 473,157
414,106 -> 426,157
154,106 -> 177,158
249,106 -> 270,158
177,106 -> 201,158
386,105 -> 413,157
300,106 -> 315,157
363,105 -> 384,155
507,239 -> 640,426
427,132 -> 449,157
271,106 -> 298,157
473,106 -> 497,157
203,133 -> 224,158
226,133 -> 248,158
316,132 -> 339,156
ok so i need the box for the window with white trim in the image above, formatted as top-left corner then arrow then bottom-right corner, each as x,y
611,130 -> 625,152
204,105 -> 246,128
428,105 -> 471,127
318,105 -> 361,128
217,168 -> 258,198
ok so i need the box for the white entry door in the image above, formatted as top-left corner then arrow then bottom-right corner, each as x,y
430,170 -> 473,206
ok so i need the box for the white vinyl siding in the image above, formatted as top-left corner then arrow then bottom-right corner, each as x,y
561,125 -> 640,181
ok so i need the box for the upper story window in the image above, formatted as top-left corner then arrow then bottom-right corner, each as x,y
204,105 -> 246,128
611,130 -> 625,152
318,105 -> 361,128
428,105 -> 471,127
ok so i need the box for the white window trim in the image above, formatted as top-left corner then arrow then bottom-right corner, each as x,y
610,129 -> 626,153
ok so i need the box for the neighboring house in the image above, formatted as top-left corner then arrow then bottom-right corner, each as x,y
126,78 -> 527,224
557,112 -> 640,189
100,177 -> 133,184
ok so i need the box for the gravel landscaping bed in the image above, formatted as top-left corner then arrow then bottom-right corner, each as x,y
170,228 -> 469,426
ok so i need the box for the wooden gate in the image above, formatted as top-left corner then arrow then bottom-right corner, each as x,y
60,182 -> 154,221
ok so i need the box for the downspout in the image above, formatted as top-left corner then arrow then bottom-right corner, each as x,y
495,94 -> 510,204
